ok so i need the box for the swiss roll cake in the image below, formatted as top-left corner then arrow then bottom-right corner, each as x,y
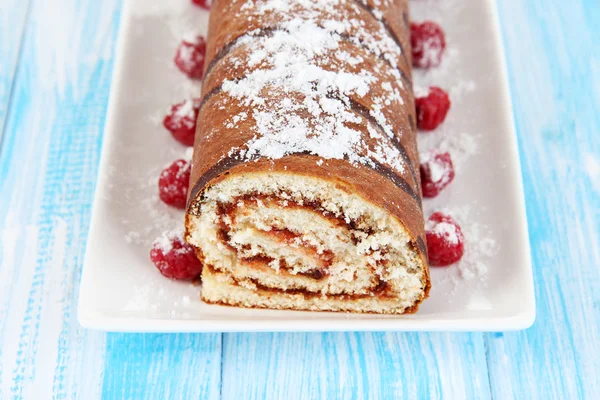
185,0 -> 430,314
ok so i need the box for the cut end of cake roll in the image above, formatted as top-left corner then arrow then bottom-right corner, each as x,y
184,0 -> 430,314
186,169 -> 430,314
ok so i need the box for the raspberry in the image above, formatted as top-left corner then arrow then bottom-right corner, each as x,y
191,0 -> 212,10
425,212 -> 465,266
420,149 -> 455,198
150,231 -> 203,280
174,36 -> 207,79
411,21 -> 446,68
158,159 -> 191,209
415,87 -> 451,131
163,99 -> 201,146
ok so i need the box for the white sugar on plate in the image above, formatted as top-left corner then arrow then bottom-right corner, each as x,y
420,149 -> 453,183
428,159 -> 447,183
153,229 -> 182,252
174,99 -> 195,118
419,131 -> 478,173
121,165 -> 186,248
218,11 -> 408,174
428,221 -> 461,244
413,85 -> 431,98
418,37 -> 446,69
175,45 -> 197,70
430,206 -> 496,294
130,0 -> 210,55
412,3 -> 492,289
184,147 -> 194,161
457,222 -> 496,283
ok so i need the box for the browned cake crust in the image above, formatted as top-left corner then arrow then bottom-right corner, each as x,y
185,0 -> 430,314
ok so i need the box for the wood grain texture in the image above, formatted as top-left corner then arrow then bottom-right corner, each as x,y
102,333 -> 221,400
0,0 -> 223,398
0,0 -> 123,397
222,332 -> 491,400
0,1 -> 29,146
483,0 -> 600,399
0,0 -> 30,334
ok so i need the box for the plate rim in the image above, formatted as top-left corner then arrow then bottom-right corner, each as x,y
78,0 -> 536,333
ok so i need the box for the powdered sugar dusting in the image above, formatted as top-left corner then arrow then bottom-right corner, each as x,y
412,1 -> 493,291
170,99 -> 198,128
455,217 -> 496,284
240,0 -> 401,67
130,0 -> 210,59
122,166 -> 186,248
429,206 -> 497,294
418,36 -> 445,68
215,0 -> 408,174
414,8 -> 479,175
121,278 -> 197,318
420,132 -> 477,173
184,147 -> 194,161
177,44 -> 196,69
175,99 -> 194,118
428,158 -> 446,183
119,2 -> 206,273
420,149 -> 453,184
131,0 -> 493,302
428,221 -> 460,245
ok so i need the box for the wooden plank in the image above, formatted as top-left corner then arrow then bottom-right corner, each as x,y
0,0 -> 30,345
0,1 -> 29,145
484,0 -> 600,399
0,0 -> 122,396
221,332 -> 491,400
0,0 -> 218,398
101,333 -> 221,400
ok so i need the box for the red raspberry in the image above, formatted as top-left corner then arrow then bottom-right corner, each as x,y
174,36 -> 207,79
163,99 -> 201,146
191,0 -> 212,10
150,231 -> 203,280
415,87 -> 451,131
411,21 -> 446,68
420,149 -> 455,198
158,159 -> 191,209
425,212 -> 465,266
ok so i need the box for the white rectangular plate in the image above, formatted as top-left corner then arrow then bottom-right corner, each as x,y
79,0 -> 535,332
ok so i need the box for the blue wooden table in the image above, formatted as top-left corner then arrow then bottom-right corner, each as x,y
1,0 -> 599,398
